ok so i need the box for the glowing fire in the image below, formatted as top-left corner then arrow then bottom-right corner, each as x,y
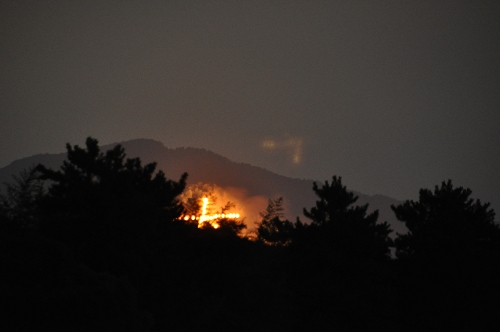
182,197 -> 240,229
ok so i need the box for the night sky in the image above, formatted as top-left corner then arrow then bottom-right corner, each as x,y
1,1 -> 499,213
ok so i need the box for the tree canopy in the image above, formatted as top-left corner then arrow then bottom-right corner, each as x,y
392,179 -> 499,260
392,180 -> 500,331
3,138 -> 500,331
256,197 -> 297,246
37,137 -> 186,223
0,166 -> 44,232
302,176 -> 393,260
35,137 -> 187,274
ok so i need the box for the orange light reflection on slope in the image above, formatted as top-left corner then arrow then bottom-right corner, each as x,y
182,197 -> 240,229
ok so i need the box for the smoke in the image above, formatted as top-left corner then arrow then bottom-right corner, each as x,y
180,182 -> 269,232
222,186 -> 269,232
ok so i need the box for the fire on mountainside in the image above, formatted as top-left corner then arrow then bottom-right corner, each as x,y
181,196 -> 240,229
179,183 -> 244,229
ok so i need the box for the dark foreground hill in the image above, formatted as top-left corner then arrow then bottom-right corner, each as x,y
0,138 -> 404,234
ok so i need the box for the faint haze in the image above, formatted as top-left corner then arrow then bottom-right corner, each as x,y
1,1 -> 499,213
0,138 -> 407,235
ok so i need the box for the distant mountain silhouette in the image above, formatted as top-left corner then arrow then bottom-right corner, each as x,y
0,138 -> 405,235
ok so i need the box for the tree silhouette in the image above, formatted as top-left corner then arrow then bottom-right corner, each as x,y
212,200 -> 247,236
392,180 -> 500,330
302,176 -> 393,260
1,160 -> 154,331
287,177 -> 396,331
0,166 -> 44,232
256,197 -> 296,246
35,137 -> 187,274
392,180 -> 499,260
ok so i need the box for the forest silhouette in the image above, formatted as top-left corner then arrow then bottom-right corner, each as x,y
1,137 -> 499,331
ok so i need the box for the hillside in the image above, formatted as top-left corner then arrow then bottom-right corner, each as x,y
0,138 -> 405,235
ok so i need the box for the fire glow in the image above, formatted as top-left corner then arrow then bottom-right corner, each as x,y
182,197 -> 240,229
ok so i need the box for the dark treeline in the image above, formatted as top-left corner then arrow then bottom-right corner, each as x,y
1,138 -> 499,331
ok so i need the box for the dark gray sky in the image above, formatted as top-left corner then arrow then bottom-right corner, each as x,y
1,1 -> 499,213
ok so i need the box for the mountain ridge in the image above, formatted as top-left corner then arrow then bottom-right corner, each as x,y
0,138 -> 405,234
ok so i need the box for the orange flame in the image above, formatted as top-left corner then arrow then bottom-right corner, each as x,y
182,196 -> 240,229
